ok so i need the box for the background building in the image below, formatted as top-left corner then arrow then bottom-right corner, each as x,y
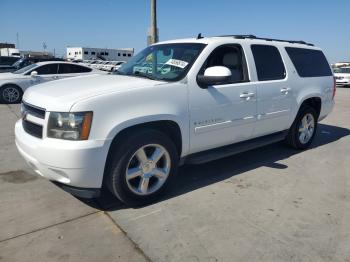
66,47 -> 134,61
0,43 -> 15,49
20,50 -> 53,58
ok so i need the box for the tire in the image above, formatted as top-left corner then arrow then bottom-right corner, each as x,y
105,129 -> 179,206
286,105 -> 318,149
0,84 -> 23,104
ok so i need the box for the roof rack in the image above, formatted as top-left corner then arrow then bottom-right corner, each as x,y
217,35 -> 314,46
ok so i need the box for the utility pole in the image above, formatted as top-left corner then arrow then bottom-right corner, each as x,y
148,0 -> 158,45
16,32 -> 19,49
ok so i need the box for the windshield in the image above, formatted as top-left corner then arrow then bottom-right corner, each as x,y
116,43 -> 206,81
334,67 -> 350,74
12,58 -> 24,67
13,63 -> 38,74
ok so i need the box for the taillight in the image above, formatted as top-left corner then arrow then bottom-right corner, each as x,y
332,77 -> 336,99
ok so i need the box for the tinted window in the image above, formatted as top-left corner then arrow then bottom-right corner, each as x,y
251,45 -> 286,81
58,64 -> 92,74
35,64 -> 58,75
285,47 -> 332,77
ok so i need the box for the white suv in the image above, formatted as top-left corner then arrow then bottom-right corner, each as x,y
15,35 -> 335,205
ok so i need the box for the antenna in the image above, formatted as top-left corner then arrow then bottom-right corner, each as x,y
197,33 -> 203,39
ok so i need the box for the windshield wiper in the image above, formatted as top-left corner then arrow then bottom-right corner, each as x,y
132,71 -> 157,80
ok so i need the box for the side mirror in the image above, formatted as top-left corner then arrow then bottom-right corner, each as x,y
197,66 -> 232,88
30,71 -> 38,78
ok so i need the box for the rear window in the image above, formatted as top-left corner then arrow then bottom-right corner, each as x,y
251,45 -> 286,81
285,47 -> 332,77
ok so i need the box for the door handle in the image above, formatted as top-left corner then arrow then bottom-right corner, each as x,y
52,76 -> 59,79
240,92 -> 255,99
280,87 -> 291,94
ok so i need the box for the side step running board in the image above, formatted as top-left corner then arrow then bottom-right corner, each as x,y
184,131 -> 288,165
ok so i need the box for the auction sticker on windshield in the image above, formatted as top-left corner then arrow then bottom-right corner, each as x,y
165,59 -> 189,69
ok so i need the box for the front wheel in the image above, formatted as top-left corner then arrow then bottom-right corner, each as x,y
286,105 -> 318,149
105,129 -> 179,206
0,85 -> 23,104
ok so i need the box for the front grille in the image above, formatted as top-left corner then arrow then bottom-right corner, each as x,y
21,102 -> 46,119
22,120 -> 43,138
21,102 -> 46,139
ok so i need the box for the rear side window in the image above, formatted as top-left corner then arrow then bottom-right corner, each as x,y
251,45 -> 286,81
58,64 -> 92,74
285,47 -> 332,77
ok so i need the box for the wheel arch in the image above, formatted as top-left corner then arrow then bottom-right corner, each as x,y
297,96 -> 322,118
102,119 -> 184,179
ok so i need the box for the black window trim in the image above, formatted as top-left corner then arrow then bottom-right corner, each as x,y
197,43 -> 250,86
251,44 -> 287,82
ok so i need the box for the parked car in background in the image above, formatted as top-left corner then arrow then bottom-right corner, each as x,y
105,61 -> 126,72
0,61 -> 102,103
0,56 -> 21,66
0,56 -> 21,73
0,57 -> 64,73
334,67 -> 350,87
15,35 -> 335,205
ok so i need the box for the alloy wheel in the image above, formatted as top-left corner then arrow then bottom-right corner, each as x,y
3,87 -> 20,103
125,144 -> 171,196
298,113 -> 315,144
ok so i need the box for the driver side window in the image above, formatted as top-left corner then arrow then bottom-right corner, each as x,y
200,45 -> 248,84
33,64 -> 59,75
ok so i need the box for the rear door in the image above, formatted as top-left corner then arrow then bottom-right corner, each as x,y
57,63 -> 93,79
250,44 -> 293,137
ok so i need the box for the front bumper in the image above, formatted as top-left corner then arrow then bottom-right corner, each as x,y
15,119 -> 111,189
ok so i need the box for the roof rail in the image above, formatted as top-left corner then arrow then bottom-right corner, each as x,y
216,35 -> 314,46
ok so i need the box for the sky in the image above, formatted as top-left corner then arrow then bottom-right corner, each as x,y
0,0 -> 349,62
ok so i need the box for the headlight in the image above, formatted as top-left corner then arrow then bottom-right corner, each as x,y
47,112 -> 93,140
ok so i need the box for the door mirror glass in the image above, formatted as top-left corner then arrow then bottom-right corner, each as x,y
30,71 -> 38,77
197,66 -> 232,88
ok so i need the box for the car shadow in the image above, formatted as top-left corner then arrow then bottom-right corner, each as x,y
77,123 -> 350,211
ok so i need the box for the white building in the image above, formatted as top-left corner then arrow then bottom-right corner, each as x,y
0,48 -> 20,57
66,47 -> 134,61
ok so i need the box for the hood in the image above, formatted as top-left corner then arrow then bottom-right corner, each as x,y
23,74 -> 164,111
0,72 -> 19,80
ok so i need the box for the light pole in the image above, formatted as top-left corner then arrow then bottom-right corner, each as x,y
148,0 -> 158,45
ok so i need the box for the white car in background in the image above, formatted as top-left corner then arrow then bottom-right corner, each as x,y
334,67 -> 350,87
101,61 -> 126,72
0,61 -> 102,103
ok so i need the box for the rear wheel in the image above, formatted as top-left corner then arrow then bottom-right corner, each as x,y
0,85 -> 23,104
105,129 -> 179,206
286,105 -> 318,149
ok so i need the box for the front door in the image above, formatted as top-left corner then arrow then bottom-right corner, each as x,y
189,44 -> 257,154
28,63 -> 59,86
